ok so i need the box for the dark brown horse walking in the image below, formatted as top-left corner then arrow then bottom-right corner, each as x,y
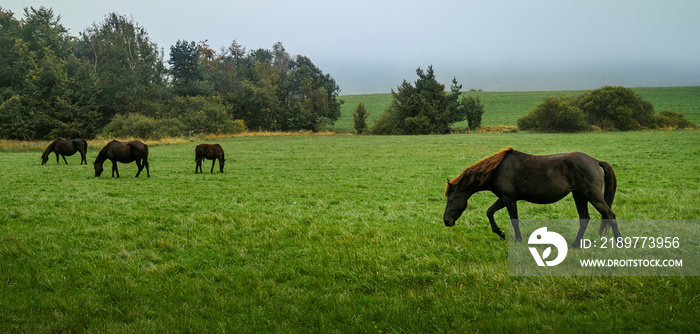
195,143 -> 225,173
41,139 -> 88,165
94,140 -> 150,178
443,147 -> 621,248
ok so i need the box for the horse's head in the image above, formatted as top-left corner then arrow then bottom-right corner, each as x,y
94,161 -> 103,177
40,147 -> 51,165
443,179 -> 473,227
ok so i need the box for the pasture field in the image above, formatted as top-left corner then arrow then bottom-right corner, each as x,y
332,86 -> 700,131
1,130 -> 699,332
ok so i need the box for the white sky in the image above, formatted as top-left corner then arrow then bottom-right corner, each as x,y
3,0 -> 700,94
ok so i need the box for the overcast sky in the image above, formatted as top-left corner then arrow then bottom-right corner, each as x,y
4,0 -> 700,94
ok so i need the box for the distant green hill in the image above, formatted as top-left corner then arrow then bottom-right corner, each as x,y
331,86 -> 700,132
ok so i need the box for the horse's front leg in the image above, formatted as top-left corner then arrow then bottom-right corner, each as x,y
210,159 -> 216,173
62,155 -> 68,164
112,161 -> 119,177
503,197 -> 522,242
487,198 -> 507,240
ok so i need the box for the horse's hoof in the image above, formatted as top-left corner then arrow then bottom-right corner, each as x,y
500,231 -> 506,240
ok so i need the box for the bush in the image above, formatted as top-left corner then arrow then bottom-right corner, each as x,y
518,97 -> 590,132
370,105 -> 404,135
154,118 -> 187,138
160,96 -> 245,134
575,85 -> 654,130
462,96 -> 485,130
518,85 -> 695,132
654,110 -> 697,129
101,113 -> 158,139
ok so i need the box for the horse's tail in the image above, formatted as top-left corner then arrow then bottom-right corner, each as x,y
143,144 -> 149,164
598,160 -> 617,235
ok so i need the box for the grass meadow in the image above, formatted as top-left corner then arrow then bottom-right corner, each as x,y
1,129 -> 699,332
333,86 -> 700,131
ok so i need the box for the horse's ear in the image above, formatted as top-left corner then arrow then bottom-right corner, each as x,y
446,178 -> 451,184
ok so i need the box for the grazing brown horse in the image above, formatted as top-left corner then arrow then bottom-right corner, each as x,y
195,143 -> 225,173
94,140 -> 150,178
443,147 -> 621,248
41,139 -> 88,165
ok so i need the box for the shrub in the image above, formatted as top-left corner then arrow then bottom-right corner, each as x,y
518,97 -> 590,132
575,85 -> 654,130
654,110 -> 697,129
101,113 -> 158,139
154,118 -> 187,138
519,85 -> 695,132
161,96 -> 244,134
370,104 -> 404,135
462,96 -> 485,130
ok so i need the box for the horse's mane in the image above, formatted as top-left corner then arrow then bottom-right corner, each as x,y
448,147 -> 515,191
95,140 -> 117,162
41,139 -> 61,158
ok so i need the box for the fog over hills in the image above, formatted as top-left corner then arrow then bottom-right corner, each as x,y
326,60 -> 700,95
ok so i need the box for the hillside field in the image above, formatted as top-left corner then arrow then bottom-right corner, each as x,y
1,130 -> 698,332
331,86 -> 700,132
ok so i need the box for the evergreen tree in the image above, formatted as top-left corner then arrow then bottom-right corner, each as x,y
372,66 -> 466,135
168,40 -> 213,96
353,102 -> 369,134
0,7 -> 100,139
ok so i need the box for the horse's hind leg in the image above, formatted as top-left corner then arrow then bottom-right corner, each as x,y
486,198 -> 507,240
590,198 -> 621,240
81,152 -> 86,165
572,192 -> 591,248
135,160 -> 143,178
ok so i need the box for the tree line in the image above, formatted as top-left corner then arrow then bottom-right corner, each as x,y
0,7 -> 342,140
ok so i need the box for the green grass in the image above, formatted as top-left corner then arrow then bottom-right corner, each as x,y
333,86 -> 700,131
1,130 -> 698,332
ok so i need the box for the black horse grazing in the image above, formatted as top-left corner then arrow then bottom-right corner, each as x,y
94,140 -> 150,178
195,143 -> 225,173
443,147 -> 621,248
41,139 -> 88,165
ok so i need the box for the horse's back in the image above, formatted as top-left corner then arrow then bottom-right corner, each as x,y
493,151 -> 604,203
103,140 -> 147,162
128,141 -> 148,159
195,143 -> 223,159
73,138 -> 87,152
